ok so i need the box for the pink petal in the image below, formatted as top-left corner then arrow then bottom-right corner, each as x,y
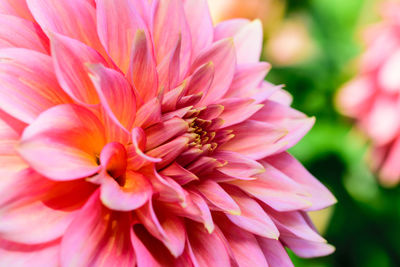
183,0 -> 213,60
214,151 -> 265,179
265,152 -> 337,211
130,226 -> 165,267
88,64 -> 137,132
281,236 -> 335,258
0,14 -> 48,53
18,104 -> 105,180
233,20 -> 263,64
157,36 -> 182,91
0,0 -> 34,21
147,136 -> 190,169
186,62 -> 215,96
0,168 -> 95,244
26,0 -> 107,59
0,239 -> 60,267
152,0 -> 192,78
195,180 -> 240,214
229,161 -> 312,212
159,162 -> 199,185
225,62 -> 271,99
98,171 -> 152,211
214,18 -> 250,41
217,98 -> 263,128
96,0 -> 146,73
257,238 -> 294,267
219,220 -> 269,267
137,201 -> 186,257
134,98 -> 162,128
128,30 -> 158,103
187,222 -> 231,267
0,48 -> 70,124
380,137 -> 400,186
50,33 -> 107,105
220,120 -> 288,160
61,191 -> 136,267
190,39 -> 236,106
145,117 -> 189,150
225,186 -> 279,239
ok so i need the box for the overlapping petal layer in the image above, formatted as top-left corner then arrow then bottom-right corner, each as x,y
0,0 -> 336,266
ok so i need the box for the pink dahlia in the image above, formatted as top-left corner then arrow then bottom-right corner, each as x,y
337,1 -> 400,187
0,0 -> 336,266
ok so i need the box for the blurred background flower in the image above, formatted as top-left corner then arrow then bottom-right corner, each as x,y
209,0 -> 400,266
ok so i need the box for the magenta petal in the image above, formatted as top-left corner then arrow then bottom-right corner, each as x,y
18,104 -> 105,180
61,191 -> 136,266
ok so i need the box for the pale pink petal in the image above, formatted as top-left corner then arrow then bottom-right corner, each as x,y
220,120 -> 287,160
229,161 -> 312,212
18,104 -> 105,180
0,15 -> 48,53
225,186 -> 279,239
265,152 -> 337,211
233,20 -> 263,64
0,239 -> 60,267
217,98 -> 263,127
26,0 -> 107,59
225,62 -> 271,99
214,151 -> 265,179
190,39 -> 236,105
214,19 -> 250,41
195,180 -> 240,214
128,30 -> 158,103
61,191 -> 136,267
0,169 -> 95,244
88,64 -> 137,132
50,33 -> 108,105
186,62 -> 215,97
257,238 -> 294,267
281,236 -> 335,258
0,48 -> 71,124
183,0 -> 213,59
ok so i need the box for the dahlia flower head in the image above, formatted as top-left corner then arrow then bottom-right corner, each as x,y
338,1 -> 400,187
0,0 -> 336,266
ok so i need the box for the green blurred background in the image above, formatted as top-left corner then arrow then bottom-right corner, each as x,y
264,0 -> 400,266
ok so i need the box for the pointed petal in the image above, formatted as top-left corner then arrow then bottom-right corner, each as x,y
128,30 -> 158,103
186,62 -> 215,96
233,20 -> 263,64
281,236 -> 335,258
190,39 -> 236,105
225,186 -> 279,239
0,48 -> 71,124
220,120 -> 288,160
187,223 -> 231,267
0,14 -> 48,53
214,151 -> 265,179
147,136 -> 190,169
257,238 -> 294,267
88,64 -> 137,132
137,201 -> 186,257
96,0 -> 146,73
50,33 -> 107,105
265,152 -> 337,211
229,161 -> 312,211
214,19 -> 250,41
0,0 -> 33,21
134,98 -> 162,128
61,191 -> 136,267
217,98 -> 263,128
195,180 -> 240,214
18,104 -> 105,180
160,162 -> 199,185
219,220 -> 269,267
225,62 -> 271,99
145,117 -> 189,150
